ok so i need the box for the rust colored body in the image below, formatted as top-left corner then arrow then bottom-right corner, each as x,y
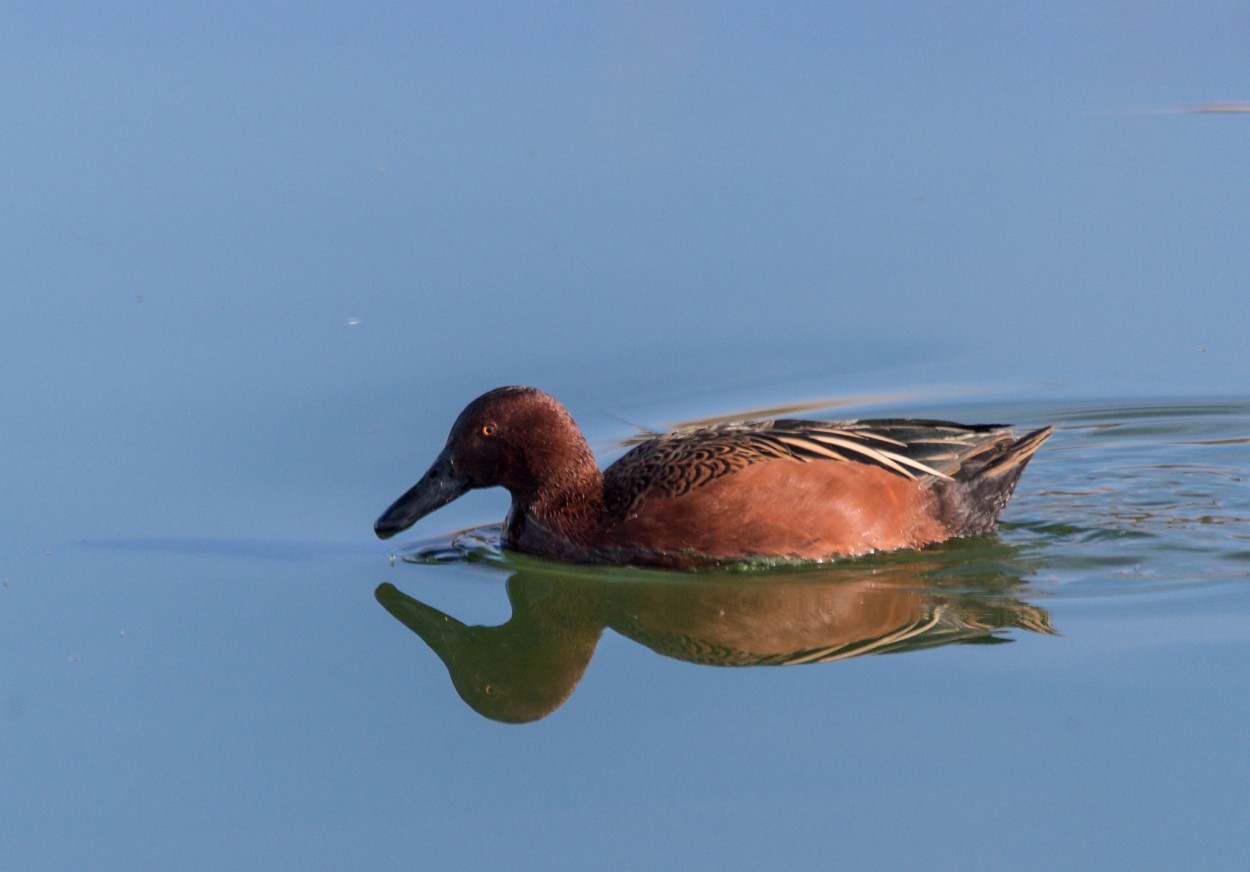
375,386 -> 1052,569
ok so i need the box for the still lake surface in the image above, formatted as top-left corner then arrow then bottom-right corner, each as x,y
4,5 -> 1250,870
7,385 -> 1249,870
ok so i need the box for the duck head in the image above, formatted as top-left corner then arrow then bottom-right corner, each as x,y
374,386 -> 596,539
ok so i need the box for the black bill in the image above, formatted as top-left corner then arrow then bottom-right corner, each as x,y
374,447 -> 472,539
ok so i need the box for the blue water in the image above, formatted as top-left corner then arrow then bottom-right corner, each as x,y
4,5 -> 1250,871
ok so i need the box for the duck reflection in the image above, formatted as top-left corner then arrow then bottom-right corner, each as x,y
376,553 -> 1053,724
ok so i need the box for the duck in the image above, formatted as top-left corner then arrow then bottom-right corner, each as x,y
374,386 -> 1052,569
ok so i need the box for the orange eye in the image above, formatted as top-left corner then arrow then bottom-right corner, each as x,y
480,424 -> 496,437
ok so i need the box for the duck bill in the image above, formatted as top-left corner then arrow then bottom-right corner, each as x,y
374,448 -> 472,539
375,583 -> 465,653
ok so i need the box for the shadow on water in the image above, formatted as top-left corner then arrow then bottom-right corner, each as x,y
376,530 -> 1054,723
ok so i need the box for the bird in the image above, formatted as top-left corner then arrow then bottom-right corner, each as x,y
374,386 -> 1052,570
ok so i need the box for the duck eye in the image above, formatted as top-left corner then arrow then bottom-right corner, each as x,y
480,424 -> 496,438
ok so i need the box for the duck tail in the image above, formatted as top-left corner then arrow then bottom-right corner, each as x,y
933,426 -> 1053,537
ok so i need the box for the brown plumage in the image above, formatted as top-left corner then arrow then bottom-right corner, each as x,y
374,386 -> 1052,569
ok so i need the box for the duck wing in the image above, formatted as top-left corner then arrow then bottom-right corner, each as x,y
603,418 -> 1048,515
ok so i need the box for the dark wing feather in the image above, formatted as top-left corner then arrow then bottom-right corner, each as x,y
603,417 -> 1025,515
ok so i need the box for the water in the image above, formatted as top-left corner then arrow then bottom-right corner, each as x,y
9,392 -> 1248,869
5,5 -> 1250,870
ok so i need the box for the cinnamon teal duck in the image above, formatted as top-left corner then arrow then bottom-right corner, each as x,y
374,386 -> 1052,569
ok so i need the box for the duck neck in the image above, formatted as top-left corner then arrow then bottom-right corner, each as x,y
506,452 -> 606,552
529,463 -> 606,543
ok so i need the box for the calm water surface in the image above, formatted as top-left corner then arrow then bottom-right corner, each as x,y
5,5 -> 1250,870
10,390 -> 1248,870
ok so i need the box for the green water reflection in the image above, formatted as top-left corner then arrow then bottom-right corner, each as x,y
377,544 -> 1053,723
